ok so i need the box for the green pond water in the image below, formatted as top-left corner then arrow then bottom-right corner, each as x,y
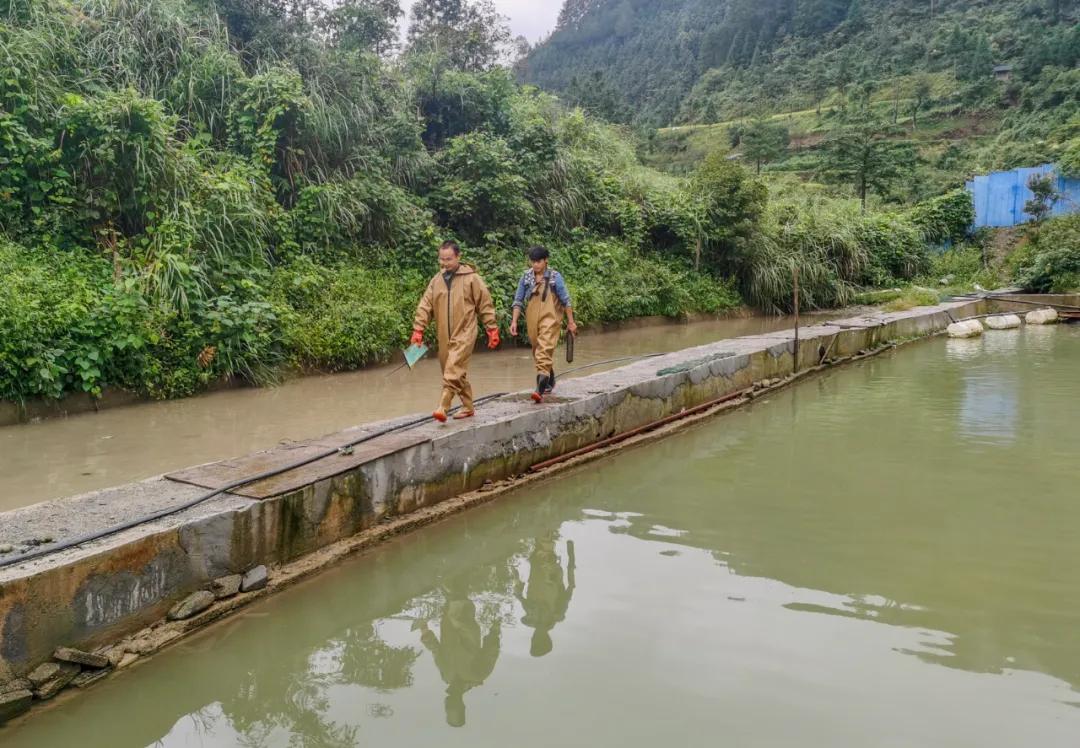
6,324 -> 1080,747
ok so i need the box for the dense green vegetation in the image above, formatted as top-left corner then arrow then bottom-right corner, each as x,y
0,0 -> 749,403
1012,214 -> 1080,293
0,0 -> 1075,407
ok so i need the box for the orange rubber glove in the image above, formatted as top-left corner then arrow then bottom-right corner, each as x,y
410,329 -> 424,346
486,327 -> 500,349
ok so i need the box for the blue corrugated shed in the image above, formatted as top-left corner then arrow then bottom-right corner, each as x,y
966,164 -> 1080,228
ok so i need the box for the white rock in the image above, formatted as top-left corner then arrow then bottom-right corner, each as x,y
947,319 -> 983,338
241,565 -> 268,593
985,314 -> 1022,330
1025,308 -> 1058,325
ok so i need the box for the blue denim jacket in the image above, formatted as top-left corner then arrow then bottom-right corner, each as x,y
512,269 -> 572,311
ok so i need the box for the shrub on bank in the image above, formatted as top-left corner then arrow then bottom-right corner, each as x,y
881,287 -> 942,311
271,257 -> 424,372
0,240 -> 285,401
921,244 -> 1002,292
906,189 -> 976,245
744,195 -> 945,312
1013,214 -> 1080,292
557,239 -> 741,323
0,242 -> 117,400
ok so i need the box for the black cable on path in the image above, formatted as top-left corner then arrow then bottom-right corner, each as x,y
559,352 -> 667,377
0,393 -> 508,570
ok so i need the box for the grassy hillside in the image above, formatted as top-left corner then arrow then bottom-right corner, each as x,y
645,74 -> 1004,196
527,0 -> 1079,182
527,1 -> 1080,326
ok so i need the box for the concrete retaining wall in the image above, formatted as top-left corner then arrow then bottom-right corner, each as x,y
988,293 -> 1080,316
0,300 -> 985,684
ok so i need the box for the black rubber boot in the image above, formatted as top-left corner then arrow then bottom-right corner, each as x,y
547,369 -> 556,393
532,374 -> 547,403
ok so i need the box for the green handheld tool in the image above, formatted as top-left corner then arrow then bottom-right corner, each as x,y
385,343 -> 429,378
403,342 -> 429,369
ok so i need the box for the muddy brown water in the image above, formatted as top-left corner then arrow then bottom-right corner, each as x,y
3,325 -> 1079,746
0,313 -> 835,511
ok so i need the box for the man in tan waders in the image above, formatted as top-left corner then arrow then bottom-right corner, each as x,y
417,588 -> 501,727
509,246 -> 577,402
514,533 -> 575,657
411,240 -> 500,422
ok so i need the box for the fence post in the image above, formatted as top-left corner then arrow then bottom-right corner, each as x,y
793,266 -> 800,374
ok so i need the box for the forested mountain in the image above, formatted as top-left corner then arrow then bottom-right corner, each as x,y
524,0 -> 1079,129
522,0 -> 722,126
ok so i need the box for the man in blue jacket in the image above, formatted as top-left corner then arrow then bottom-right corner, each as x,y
509,246 -> 577,402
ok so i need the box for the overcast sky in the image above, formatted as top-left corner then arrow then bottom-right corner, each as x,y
399,0 -> 562,43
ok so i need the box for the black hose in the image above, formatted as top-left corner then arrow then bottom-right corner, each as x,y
559,352 -> 667,377
950,293 -> 1080,312
0,393 -> 508,570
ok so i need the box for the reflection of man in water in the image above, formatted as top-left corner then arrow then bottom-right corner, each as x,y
417,592 -> 501,728
515,536 -> 576,657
